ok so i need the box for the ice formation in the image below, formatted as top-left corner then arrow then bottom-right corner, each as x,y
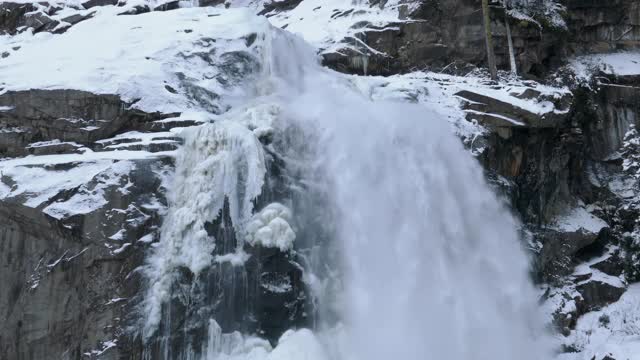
245,203 -> 296,252
143,120 -> 267,338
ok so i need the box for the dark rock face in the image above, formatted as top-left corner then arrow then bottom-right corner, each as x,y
0,159 -> 168,360
575,278 -> 626,311
586,80 -> 640,160
536,229 -> 602,283
0,2 -> 37,35
322,0 -> 568,77
322,0 -> 639,78
565,0 -> 640,53
0,90 -> 177,157
0,86 -> 190,358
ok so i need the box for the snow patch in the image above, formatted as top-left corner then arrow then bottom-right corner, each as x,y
548,206 -> 608,234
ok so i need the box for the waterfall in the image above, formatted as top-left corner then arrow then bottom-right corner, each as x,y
141,19 -> 551,360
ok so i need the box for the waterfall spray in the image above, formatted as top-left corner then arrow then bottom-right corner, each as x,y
142,18 -> 551,360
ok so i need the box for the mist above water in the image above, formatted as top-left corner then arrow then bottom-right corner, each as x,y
273,28 -> 551,360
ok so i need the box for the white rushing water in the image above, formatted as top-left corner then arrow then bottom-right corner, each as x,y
143,16 -> 551,360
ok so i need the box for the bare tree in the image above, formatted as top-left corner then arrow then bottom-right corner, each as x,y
482,0 -> 498,80
503,2 -> 517,75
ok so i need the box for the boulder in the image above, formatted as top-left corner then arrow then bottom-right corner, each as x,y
576,278 -> 626,311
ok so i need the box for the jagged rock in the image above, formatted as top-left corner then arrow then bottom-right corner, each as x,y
118,5 -> 151,15
258,0 -> 303,15
456,89 -> 572,129
586,76 -> 640,160
0,157 -> 169,359
322,0 -> 568,77
154,1 -> 180,12
566,0 -> 640,53
26,140 -> 84,155
536,229 -> 602,283
0,89 -> 177,157
61,12 -> 95,26
576,278 -> 626,312
23,11 -> 59,33
82,0 -> 118,9
323,0 -> 639,78
591,254 -> 624,277
0,2 -> 36,35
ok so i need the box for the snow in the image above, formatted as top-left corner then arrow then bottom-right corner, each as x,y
200,320 -> 328,360
84,339 -> 118,357
560,284 -> 640,360
350,70 -> 569,146
254,0 -> 415,55
548,206 -> 608,234
0,7 -> 271,115
570,247 -> 626,293
571,52 -> 640,83
138,233 -> 154,243
43,160 -> 135,219
0,148 -> 173,167
112,242 -> 131,254
0,159 -> 115,207
109,229 -> 126,241
464,109 -> 526,126
246,203 -> 296,251
105,297 -> 127,305
506,0 -> 567,29
26,139 -> 82,149
97,130 -> 180,150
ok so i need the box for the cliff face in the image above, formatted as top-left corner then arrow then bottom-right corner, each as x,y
323,0 -> 640,77
0,1 -> 639,359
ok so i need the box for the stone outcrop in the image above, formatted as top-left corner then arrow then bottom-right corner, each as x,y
0,90 -> 177,157
322,0 -> 640,78
0,159 -> 166,360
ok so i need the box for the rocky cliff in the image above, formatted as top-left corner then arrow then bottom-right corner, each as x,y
0,1 -> 639,359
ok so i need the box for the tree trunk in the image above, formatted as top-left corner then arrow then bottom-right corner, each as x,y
482,0 -> 498,80
505,13 -> 517,75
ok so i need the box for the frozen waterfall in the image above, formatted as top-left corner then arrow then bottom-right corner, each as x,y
142,17 -> 551,360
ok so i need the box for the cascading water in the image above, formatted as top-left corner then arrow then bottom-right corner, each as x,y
141,14 -> 551,360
